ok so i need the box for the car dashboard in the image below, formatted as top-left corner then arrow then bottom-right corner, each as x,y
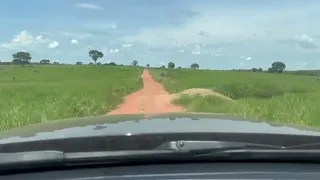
1,162 -> 320,180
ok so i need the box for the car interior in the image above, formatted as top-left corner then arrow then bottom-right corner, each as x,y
1,162 -> 320,180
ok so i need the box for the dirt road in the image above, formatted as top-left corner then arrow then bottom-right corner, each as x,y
108,69 -> 184,115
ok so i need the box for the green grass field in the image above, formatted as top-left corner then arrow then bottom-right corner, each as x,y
2,65 -> 320,131
0,65 -> 143,131
149,68 -> 320,126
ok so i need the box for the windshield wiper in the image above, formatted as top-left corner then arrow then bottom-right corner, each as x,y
2,141 -> 320,171
153,140 -> 284,153
151,141 -> 320,161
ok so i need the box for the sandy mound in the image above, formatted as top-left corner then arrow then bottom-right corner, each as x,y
170,88 -> 233,101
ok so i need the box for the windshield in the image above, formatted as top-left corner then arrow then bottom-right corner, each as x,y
0,0 -> 320,137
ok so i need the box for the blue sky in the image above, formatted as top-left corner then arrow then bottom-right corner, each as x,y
1,0 -> 320,70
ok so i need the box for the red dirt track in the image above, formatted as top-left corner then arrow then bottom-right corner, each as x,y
108,69 -> 183,115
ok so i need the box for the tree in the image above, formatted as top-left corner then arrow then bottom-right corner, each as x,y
268,67 -> 275,73
132,60 -> 138,66
168,62 -> 175,68
53,62 -> 59,65
12,59 -> 21,65
146,64 -> 150,67
76,61 -> 83,65
89,62 -> 94,65
252,68 -> 257,72
40,59 -> 50,64
190,63 -> 199,69
97,62 -> 102,65
12,52 -> 32,66
89,50 -> 104,64
258,68 -> 263,72
270,61 -> 286,73
161,65 -> 166,68
104,62 -> 116,66
177,66 -> 182,69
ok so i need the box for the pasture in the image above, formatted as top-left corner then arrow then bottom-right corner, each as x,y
2,64 -> 320,131
149,68 -> 320,126
0,65 -> 143,131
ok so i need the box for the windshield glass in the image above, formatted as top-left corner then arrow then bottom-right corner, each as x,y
0,0 -> 319,135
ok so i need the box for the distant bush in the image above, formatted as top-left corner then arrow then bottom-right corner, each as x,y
159,71 -> 173,78
160,72 -> 166,77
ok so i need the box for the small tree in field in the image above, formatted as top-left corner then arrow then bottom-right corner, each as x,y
270,61 -> 286,73
12,51 -> 32,66
132,60 -> 138,66
168,62 -> 175,68
190,63 -> 199,69
89,50 -> 104,64
40,59 -> 50,64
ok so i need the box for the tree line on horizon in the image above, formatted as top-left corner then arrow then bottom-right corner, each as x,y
0,51 -> 202,69
1,50 -> 311,76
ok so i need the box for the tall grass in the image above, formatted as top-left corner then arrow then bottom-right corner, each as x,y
150,68 -> 320,126
0,66 -> 143,131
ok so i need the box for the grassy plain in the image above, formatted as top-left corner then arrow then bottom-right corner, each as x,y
149,68 -> 320,126
0,65 -> 143,131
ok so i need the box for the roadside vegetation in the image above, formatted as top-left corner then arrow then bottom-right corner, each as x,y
2,50 -> 320,130
149,61 -> 320,126
0,51 -> 143,131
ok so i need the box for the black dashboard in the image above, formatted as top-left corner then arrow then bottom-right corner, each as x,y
1,162 -> 320,180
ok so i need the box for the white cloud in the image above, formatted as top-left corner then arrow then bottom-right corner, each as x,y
120,4 -> 320,50
121,10 -> 264,46
76,3 -> 103,10
191,51 -> 201,55
48,41 -> 59,49
59,31 -> 94,39
71,39 -> 78,44
109,49 -> 119,53
122,43 -> 133,48
12,31 -> 49,45
0,30 -> 56,50
293,34 -> 318,49
9,30 -> 48,45
241,55 -> 251,60
245,56 -> 252,61
2,3 -> 319,68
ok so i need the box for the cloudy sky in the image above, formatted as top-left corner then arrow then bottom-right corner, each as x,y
0,0 -> 320,70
